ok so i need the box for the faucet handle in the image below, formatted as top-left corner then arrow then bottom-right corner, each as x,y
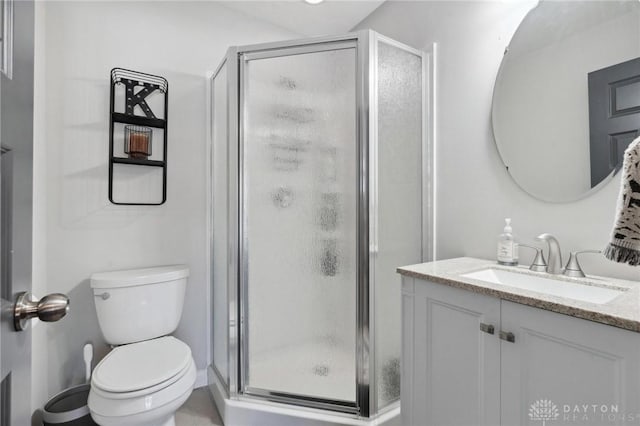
563,250 -> 602,278
519,244 -> 547,272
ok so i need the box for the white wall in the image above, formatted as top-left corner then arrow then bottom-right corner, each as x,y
355,1 -> 640,281
32,0 -> 296,412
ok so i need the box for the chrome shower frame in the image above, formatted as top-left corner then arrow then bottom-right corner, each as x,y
208,29 -> 432,419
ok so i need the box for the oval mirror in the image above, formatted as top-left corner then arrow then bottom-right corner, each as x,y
492,0 -> 640,202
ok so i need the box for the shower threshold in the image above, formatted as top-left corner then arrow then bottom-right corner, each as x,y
208,366 -> 400,426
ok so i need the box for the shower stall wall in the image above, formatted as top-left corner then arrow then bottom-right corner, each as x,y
209,30 -> 430,421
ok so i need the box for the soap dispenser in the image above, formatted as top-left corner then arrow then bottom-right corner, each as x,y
497,218 -> 518,266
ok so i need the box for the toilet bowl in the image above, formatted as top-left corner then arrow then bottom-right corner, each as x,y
88,265 -> 195,426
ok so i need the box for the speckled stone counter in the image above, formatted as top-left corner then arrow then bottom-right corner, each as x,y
397,257 -> 640,332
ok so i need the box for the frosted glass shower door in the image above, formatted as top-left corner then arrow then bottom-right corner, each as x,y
241,43 -> 358,404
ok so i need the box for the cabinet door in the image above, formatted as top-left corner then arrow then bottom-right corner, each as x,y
402,277 -> 501,426
501,300 -> 640,426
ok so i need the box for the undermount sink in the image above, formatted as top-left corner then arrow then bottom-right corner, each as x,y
460,267 -> 627,305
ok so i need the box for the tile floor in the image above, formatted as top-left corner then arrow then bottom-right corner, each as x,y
176,387 -> 223,426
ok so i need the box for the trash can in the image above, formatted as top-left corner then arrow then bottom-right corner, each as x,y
42,384 -> 97,426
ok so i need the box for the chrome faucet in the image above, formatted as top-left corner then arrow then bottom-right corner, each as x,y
536,233 -> 563,274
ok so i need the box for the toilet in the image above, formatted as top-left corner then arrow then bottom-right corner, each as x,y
87,265 -> 196,426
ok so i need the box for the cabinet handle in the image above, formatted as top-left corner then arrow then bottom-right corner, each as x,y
480,323 -> 495,335
499,330 -> 516,343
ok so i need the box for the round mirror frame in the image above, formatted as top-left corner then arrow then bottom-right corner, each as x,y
491,1 -> 639,203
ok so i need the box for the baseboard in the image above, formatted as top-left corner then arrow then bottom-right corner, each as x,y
195,368 -> 208,389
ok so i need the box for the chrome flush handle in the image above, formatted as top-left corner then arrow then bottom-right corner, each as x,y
94,292 -> 110,300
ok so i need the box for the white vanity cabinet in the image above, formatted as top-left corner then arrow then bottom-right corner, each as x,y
500,300 -> 640,426
402,276 -> 640,426
401,277 -> 501,426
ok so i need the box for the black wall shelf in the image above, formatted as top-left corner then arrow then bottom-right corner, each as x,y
111,112 -> 167,129
112,158 -> 165,167
109,68 -> 169,205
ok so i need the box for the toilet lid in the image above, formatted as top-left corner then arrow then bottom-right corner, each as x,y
92,336 -> 192,393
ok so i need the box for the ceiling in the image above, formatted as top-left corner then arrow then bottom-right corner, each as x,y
512,1 -> 639,55
220,1 -> 385,37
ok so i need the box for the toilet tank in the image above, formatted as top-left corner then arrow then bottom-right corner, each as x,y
90,265 -> 189,345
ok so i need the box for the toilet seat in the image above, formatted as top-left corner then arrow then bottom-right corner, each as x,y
91,360 -> 191,400
92,336 -> 191,395
88,337 -> 196,423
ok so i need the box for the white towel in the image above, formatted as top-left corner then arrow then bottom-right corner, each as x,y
604,136 -> 640,266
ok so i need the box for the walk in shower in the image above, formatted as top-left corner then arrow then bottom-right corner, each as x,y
209,30 -> 430,421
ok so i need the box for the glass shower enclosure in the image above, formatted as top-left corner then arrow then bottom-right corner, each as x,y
210,30 -> 428,418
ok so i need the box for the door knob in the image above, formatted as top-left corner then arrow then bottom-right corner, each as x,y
14,292 -> 69,331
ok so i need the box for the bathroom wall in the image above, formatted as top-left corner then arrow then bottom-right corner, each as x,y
32,0 -> 297,413
355,1 -> 640,281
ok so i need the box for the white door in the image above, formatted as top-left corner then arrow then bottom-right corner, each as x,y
0,0 -> 35,423
0,1 -> 67,424
501,300 -> 640,426
403,278 -> 501,426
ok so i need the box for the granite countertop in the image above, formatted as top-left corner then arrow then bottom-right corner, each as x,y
397,257 -> 640,332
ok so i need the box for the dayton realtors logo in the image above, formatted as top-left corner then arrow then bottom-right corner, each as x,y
529,399 -> 631,424
529,399 -> 560,425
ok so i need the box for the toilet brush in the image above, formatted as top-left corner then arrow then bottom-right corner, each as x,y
83,343 -> 93,383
